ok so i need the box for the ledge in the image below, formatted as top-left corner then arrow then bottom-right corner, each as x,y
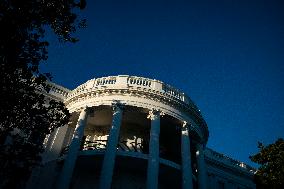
78,150 -> 182,171
205,148 -> 256,175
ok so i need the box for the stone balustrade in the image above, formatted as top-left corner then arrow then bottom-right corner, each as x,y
65,75 -> 198,110
46,82 -> 71,98
95,76 -> 117,86
205,148 -> 256,173
127,76 -> 152,88
46,75 -> 208,146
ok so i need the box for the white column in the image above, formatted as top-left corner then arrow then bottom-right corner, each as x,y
181,121 -> 193,189
146,110 -> 161,189
42,128 -> 59,161
196,143 -> 207,189
49,125 -> 69,160
99,103 -> 123,189
45,128 -> 59,151
56,106 -> 89,189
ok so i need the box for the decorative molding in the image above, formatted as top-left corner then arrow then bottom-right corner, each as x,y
182,120 -> 188,128
111,100 -> 125,112
47,75 -> 209,143
205,148 -> 256,175
147,109 -> 159,120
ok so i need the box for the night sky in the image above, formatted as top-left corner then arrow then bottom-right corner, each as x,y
41,0 -> 284,166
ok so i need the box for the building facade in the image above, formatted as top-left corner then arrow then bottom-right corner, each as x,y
27,75 -> 256,189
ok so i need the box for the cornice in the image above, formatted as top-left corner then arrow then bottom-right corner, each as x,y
205,148 -> 256,177
48,75 -> 209,142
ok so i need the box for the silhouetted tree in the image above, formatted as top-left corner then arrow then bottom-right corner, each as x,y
0,1 -> 86,188
250,138 -> 284,189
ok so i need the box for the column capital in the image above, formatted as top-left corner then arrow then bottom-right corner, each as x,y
147,109 -> 164,120
111,101 -> 125,112
181,121 -> 189,136
182,120 -> 193,128
75,105 -> 90,113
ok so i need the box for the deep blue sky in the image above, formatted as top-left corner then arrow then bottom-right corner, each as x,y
42,0 -> 284,166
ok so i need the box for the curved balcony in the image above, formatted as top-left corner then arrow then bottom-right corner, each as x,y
59,139 -> 198,186
66,75 -> 199,112
63,75 -> 208,143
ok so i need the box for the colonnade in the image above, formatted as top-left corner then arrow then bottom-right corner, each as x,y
56,103 -> 207,189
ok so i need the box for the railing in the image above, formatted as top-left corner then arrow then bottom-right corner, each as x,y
46,76 -> 204,123
47,82 -> 70,98
63,75 -> 207,128
205,148 -> 256,173
60,137 -> 149,157
117,140 -> 145,153
80,139 -> 147,153
127,76 -> 152,88
95,77 -> 117,86
66,75 -> 196,106
83,140 -> 107,151
162,83 -> 184,101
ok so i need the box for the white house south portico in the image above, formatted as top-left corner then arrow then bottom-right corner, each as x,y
27,75 -> 256,189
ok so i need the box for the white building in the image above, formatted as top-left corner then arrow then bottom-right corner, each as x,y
27,75 -> 256,189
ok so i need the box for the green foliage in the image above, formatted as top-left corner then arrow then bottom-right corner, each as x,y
250,138 -> 284,189
0,0 -> 86,188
